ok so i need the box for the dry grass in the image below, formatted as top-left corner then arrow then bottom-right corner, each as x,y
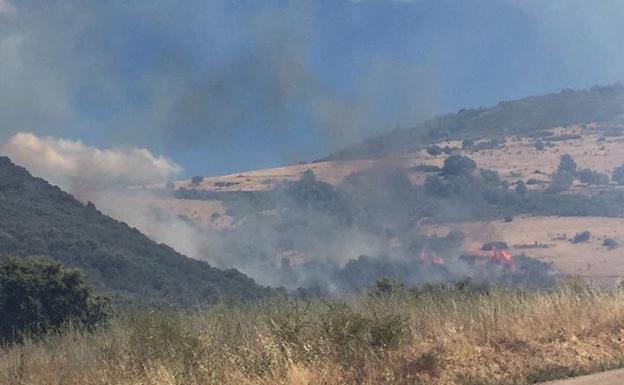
3,283 -> 624,385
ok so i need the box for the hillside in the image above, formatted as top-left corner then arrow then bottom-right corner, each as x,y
325,83 -> 624,161
115,86 -> 624,289
0,157 -> 272,308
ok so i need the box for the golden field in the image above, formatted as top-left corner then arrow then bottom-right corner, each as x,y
4,283 -> 624,385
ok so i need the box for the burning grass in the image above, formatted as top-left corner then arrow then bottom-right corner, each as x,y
3,282 -> 624,385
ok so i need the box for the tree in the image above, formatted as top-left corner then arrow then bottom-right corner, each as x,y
613,164 -> 624,185
191,176 -> 204,185
558,154 -> 577,174
426,145 -> 442,157
0,257 -> 109,342
515,180 -> 528,195
576,169 -> 609,185
572,231 -> 591,244
462,139 -> 474,149
441,155 -> 477,177
548,171 -> 574,193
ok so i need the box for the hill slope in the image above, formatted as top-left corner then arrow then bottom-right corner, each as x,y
0,157 -> 271,308
326,83 -> 624,161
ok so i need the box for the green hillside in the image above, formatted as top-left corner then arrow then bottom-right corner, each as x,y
0,157 -> 272,308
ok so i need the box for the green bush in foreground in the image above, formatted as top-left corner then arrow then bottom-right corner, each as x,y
0,257 -> 109,342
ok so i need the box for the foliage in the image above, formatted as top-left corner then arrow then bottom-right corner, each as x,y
572,231 -> 591,244
558,154 -> 577,174
426,144 -> 442,156
5,285 -> 624,385
0,157 -> 272,308
0,257 -> 109,342
613,164 -> 624,185
576,168 -> 610,185
441,155 -> 477,176
548,171 -> 574,193
603,238 -> 619,250
515,180 -> 528,195
326,83 -> 624,161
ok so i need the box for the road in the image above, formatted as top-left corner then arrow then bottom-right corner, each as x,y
540,369 -> 624,385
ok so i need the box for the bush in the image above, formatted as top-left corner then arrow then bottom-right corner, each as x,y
426,145 -> 442,157
572,231 -> 591,244
0,257 -> 109,342
613,164 -> 624,185
462,139 -> 474,149
368,277 -> 406,297
515,180 -> 528,195
576,169 -> 610,185
548,171 -> 574,193
558,154 -> 577,174
191,176 -> 204,185
603,238 -> 619,250
441,155 -> 477,177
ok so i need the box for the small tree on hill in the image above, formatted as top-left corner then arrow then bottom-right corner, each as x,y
613,164 -> 624,185
0,257 -> 109,342
558,154 -> 577,174
441,155 -> 477,177
426,145 -> 443,157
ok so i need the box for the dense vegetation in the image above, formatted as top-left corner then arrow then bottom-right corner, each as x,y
4,281 -> 624,385
326,83 -> 624,160
0,157 -> 272,308
0,257 -> 108,343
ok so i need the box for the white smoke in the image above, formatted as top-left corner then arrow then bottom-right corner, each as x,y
1,132 -> 182,190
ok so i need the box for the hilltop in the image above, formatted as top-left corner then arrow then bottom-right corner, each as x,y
324,83 -> 624,161
0,157 -> 272,308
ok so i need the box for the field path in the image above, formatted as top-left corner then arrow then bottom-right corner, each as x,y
540,369 -> 624,384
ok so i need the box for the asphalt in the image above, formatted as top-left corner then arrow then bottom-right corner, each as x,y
539,369 -> 624,385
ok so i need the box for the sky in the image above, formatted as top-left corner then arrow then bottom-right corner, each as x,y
1,0 -> 624,177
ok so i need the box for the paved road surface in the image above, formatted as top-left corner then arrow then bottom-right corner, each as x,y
540,369 -> 624,385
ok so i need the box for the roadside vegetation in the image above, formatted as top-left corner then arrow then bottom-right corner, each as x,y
4,279 -> 624,385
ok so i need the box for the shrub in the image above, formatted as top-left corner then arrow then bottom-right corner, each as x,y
603,238 -> 619,250
368,277 -> 406,297
549,171 -> 574,193
441,155 -> 477,177
0,257 -> 109,342
576,169 -> 610,185
572,231 -> 591,244
191,176 -> 204,185
558,154 -> 577,174
462,139 -> 474,149
426,145 -> 442,157
515,180 -> 528,195
613,164 -> 624,185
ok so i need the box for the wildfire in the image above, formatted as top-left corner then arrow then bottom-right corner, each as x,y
486,248 -> 516,270
418,249 -> 446,265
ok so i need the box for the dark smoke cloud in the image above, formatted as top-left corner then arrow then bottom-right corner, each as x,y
0,0 -> 440,172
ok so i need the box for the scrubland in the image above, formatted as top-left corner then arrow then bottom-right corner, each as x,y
4,282 -> 624,385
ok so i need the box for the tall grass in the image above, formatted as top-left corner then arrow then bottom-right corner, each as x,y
3,283 -> 624,385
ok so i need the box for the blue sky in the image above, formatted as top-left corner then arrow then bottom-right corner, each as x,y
1,0 -> 623,176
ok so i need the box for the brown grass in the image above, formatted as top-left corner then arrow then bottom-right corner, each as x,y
3,283 -> 624,385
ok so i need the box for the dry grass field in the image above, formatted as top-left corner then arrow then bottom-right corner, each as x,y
86,124 -> 624,282
424,216 -> 624,286
3,284 -> 624,385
